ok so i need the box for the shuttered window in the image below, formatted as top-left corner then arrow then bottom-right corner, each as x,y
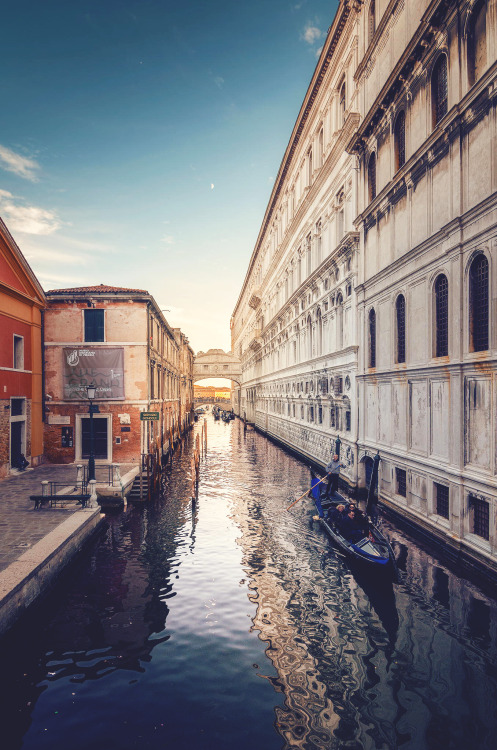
395,111 -> 406,170
84,309 -> 105,342
469,254 -> 489,352
432,54 -> 448,126
435,274 -> 449,357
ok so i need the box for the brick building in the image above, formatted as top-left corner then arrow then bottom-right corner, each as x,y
44,285 -> 193,466
0,218 -> 46,477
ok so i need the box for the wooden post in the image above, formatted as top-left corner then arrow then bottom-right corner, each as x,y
203,418 -> 207,452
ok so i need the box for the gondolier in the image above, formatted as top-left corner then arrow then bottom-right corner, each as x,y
325,454 -> 345,498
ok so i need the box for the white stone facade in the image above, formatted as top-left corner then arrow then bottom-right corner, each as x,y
233,0 -> 497,571
349,0 -> 497,569
231,2 -> 361,487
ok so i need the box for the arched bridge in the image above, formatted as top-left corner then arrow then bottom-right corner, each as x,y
193,349 -> 242,384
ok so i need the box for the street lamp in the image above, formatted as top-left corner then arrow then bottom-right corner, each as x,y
86,383 -> 97,481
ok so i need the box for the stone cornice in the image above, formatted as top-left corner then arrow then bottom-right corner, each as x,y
232,1 -> 356,317
347,0 -> 452,155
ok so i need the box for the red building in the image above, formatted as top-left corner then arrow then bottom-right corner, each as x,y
0,218 -> 46,477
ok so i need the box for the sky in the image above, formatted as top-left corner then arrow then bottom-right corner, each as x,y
0,0 -> 339,360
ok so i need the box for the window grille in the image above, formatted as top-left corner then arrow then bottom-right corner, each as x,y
369,309 -> 376,368
435,274 -> 449,357
471,495 -> 489,540
396,468 -> 406,497
469,255 -> 489,352
396,295 -> 406,363
433,55 -> 448,125
368,152 -> 376,202
435,482 -> 449,519
468,0 -> 487,85
395,111 -> 406,170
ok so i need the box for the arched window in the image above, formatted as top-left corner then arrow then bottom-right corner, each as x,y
339,79 -> 346,127
394,111 -> 406,171
369,308 -> 376,368
368,1 -> 376,45
396,294 -> 406,363
307,315 -> 313,359
336,292 -> 344,351
432,54 -> 448,127
368,152 -> 376,202
316,308 -> 323,356
468,0 -> 487,86
434,274 -> 449,357
469,254 -> 489,352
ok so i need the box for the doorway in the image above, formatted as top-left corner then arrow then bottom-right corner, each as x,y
10,421 -> 24,469
79,416 -> 110,460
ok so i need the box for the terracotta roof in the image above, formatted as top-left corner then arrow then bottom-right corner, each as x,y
46,283 -> 149,295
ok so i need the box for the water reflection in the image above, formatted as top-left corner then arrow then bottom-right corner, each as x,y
1,417 -> 497,750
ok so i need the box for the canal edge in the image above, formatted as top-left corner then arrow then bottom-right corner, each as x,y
0,508 -> 104,637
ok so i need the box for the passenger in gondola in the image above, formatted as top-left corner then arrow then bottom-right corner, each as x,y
328,503 -> 347,527
337,509 -> 364,543
347,503 -> 369,535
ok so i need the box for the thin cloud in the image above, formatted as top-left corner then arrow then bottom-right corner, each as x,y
302,24 -> 322,45
161,234 -> 175,245
0,191 -> 60,235
0,145 -> 41,182
214,76 -> 225,89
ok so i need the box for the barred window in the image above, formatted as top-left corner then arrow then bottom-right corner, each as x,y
369,308 -> 376,368
394,111 -> 406,170
435,482 -> 449,519
339,79 -> 346,126
468,0 -> 487,86
470,495 -> 489,540
396,468 -> 407,497
469,254 -> 489,352
396,294 -> 406,363
368,152 -> 376,202
432,54 -> 448,126
435,274 -> 449,357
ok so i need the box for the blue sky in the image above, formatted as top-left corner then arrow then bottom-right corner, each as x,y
0,0 -> 338,356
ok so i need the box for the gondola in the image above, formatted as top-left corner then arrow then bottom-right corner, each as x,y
309,469 -> 396,573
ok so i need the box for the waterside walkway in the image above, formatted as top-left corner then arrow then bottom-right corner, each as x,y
0,464 -> 106,636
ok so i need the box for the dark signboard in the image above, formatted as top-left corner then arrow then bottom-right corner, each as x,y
140,411 -> 160,421
63,347 -> 125,400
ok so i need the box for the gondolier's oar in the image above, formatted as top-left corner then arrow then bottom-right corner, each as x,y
286,475 -> 327,511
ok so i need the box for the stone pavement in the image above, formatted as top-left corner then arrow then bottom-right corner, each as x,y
0,464 -> 87,573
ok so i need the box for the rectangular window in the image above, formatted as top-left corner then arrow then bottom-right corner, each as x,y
84,309 -> 105,342
309,406 -> 314,422
471,495 -> 489,540
435,482 -> 449,519
396,468 -> 407,497
330,408 -> 335,428
318,406 -> 323,424
345,411 -> 351,431
13,335 -> 24,370
11,398 -> 24,416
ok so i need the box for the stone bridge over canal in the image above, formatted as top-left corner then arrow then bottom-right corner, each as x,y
193,349 -> 242,384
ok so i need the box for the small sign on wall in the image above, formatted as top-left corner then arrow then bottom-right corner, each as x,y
49,415 -> 71,425
121,426 -> 131,432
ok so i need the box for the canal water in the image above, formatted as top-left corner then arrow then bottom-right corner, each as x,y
2,416 -> 497,750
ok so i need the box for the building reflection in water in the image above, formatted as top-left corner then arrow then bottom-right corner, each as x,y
230,425 -> 497,750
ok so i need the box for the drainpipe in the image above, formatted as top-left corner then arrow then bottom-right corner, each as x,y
41,309 -> 46,423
